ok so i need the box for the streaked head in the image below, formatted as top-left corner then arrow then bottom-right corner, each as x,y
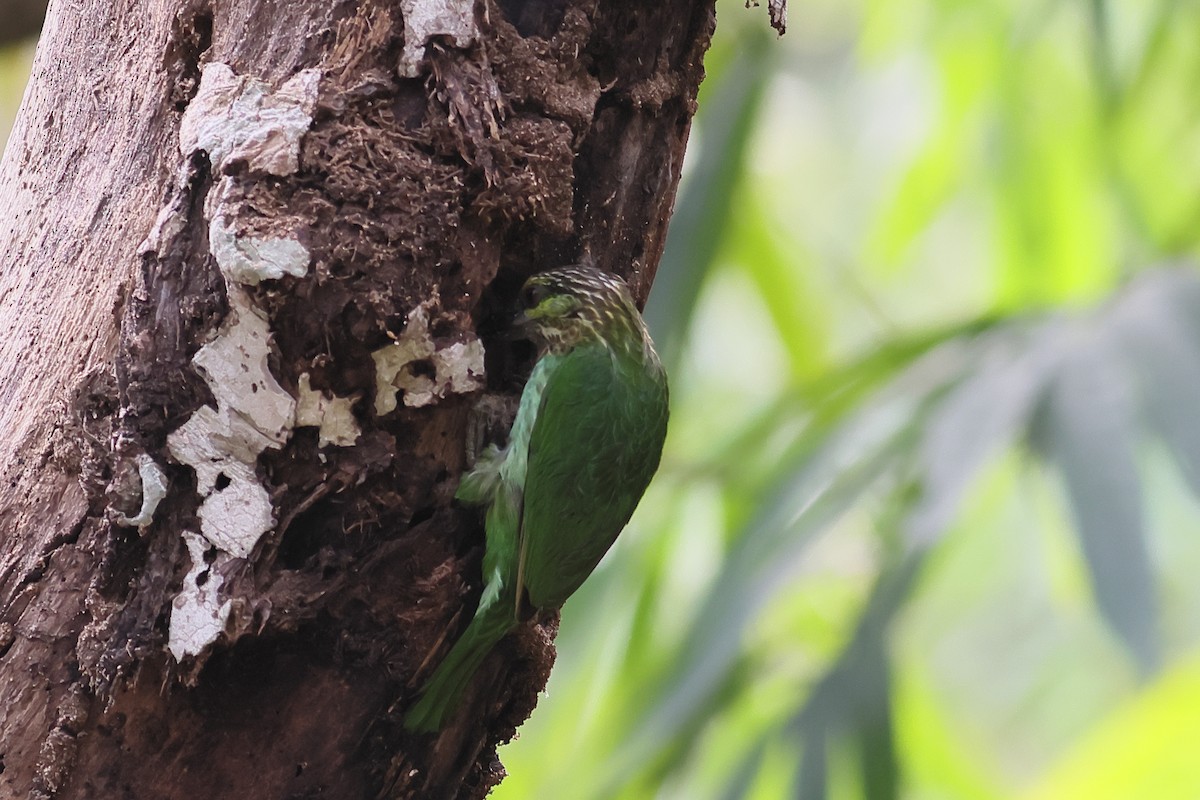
517,266 -> 650,354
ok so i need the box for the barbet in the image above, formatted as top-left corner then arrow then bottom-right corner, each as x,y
404,266 -> 669,732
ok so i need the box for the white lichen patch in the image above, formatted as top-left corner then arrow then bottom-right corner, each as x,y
167,288 -> 297,558
112,453 -> 169,529
168,531 -> 234,662
176,62 -> 315,284
180,63 -> 321,175
168,407 -> 274,493
196,463 -> 276,557
296,373 -> 361,447
163,62 -> 323,662
372,304 -> 485,413
167,410 -> 278,558
433,339 -> 487,396
397,0 -> 478,77
192,288 -> 295,443
205,178 -> 311,285
209,207 -> 310,285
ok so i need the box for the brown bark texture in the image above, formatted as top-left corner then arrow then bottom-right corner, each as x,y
0,0 -> 713,797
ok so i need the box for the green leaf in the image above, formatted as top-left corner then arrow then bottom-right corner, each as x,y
906,325 -> 1058,544
1110,270 -> 1200,498
791,555 -> 923,800
795,729 -> 828,800
603,396 -> 926,793
1020,653 -> 1200,800
718,737 -> 770,800
0,41 -> 35,154
1033,328 -> 1160,674
703,315 -> 999,488
732,198 -> 832,381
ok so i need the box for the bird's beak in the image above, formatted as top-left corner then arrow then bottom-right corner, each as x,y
506,308 -> 534,340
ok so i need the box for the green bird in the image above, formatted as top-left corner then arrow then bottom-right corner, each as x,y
404,266 -> 669,732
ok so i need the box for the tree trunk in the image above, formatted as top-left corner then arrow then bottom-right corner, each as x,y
0,0 -> 713,797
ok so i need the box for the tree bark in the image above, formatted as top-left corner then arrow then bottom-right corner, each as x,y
0,0 -> 712,797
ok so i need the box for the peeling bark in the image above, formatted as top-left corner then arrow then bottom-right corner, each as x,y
0,0 -> 714,797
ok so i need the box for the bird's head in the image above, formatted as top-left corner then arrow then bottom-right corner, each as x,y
515,266 -> 650,355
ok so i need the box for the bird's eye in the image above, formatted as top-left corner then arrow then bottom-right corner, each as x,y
522,283 -> 549,309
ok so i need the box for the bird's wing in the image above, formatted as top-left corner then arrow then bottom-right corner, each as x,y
519,343 -> 668,609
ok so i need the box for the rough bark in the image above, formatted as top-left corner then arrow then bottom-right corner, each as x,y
0,0 -> 713,797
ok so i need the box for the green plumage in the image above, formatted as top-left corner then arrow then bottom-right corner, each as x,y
404,266 -> 669,732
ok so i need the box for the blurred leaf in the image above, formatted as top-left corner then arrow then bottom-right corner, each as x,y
597,328 -> 991,796
795,729 -> 827,800
992,41 -> 1115,307
866,15 -> 1001,270
857,661 -> 898,800
792,554 -> 924,800
604,392 -> 933,794
704,314 -> 1000,488
905,323 -> 1060,544
893,665 -> 1006,800
0,40 -> 35,155
867,125 -> 964,271
732,196 -> 832,380
792,317 -> 999,412
1087,0 -> 1119,112
645,30 -> 774,369
1032,325 -> 1160,674
1110,270 -> 1200,498
719,737 -> 771,800
1110,0 -> 1200,253
1020,652 -> 1200,800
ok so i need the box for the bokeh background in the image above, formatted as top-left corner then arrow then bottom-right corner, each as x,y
6,1 -> 1200,797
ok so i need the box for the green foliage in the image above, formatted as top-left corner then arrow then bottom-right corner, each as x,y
496,0 -> 1200,797
0,41 -> 34,156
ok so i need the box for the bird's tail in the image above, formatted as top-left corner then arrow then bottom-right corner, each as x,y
404,597 -> 514,733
